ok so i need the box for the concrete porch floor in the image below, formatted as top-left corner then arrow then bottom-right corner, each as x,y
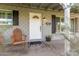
0,40 -> 65,56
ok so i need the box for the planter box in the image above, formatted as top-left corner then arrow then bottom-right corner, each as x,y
46,36 -> 51,42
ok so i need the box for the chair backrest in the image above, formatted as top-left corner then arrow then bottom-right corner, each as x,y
12,28 -> 22,43
0,33 -> 4,44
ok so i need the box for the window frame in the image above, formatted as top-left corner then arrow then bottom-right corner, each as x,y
0,9 -> 13,25
56,17 -> 64,33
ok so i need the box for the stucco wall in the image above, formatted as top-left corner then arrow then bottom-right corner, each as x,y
0,4 -> 78,44
0,4 -> 29,44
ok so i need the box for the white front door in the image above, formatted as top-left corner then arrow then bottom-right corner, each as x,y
29,12 -> 42,42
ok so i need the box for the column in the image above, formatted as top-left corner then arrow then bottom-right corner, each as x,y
61,3 -> 71,55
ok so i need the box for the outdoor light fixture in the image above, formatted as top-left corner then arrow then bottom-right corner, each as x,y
42,17 -> 51,25
42,17 -> 46,19
42,17 -> 47,25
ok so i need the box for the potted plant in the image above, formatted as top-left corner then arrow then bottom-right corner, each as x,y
46,35 -> 51,42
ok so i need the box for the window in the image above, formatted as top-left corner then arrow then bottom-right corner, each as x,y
56,17 -> 64,32
56,17 -> 78,32
13,10 -> 19,25
0,10 -> 13,25
71,18 -> 77,32
52,15 -> 64,33
52,15 -> 56,33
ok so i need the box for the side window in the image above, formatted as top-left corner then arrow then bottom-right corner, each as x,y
13,10 -> 19,26
56,17 -> 64,32
0,10 -> 13,25
56,17 -> 60,32
52,15 -> 56,33
71,18 -> 77,32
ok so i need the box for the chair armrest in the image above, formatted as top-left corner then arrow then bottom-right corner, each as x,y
13,41 -> 26,45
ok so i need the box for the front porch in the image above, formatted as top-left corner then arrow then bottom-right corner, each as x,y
0,39 -> 64,56
0,3 -> 79,56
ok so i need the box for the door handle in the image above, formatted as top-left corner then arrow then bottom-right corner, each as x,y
40,26 -> 42,32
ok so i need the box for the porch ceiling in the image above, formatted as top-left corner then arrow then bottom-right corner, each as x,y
2,3 -> 63,11
0,3 -> 79,13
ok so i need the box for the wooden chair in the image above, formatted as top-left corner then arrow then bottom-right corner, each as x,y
12,28 -> 26,46
0,34 -> 4,45
0,34 -> 5,52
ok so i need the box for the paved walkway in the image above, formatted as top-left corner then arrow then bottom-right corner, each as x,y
0,40 -> 64,56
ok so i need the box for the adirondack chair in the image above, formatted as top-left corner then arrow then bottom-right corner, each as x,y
12,28 -> 26,46
0,34 -> 4,45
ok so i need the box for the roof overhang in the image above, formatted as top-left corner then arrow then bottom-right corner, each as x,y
1,3 -> 63,11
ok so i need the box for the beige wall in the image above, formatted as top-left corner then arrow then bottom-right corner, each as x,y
0,4 -> 78,44
70,13 -> 79,32
0,4 -> 29,44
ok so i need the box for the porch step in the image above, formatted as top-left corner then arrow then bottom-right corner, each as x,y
29,41 -> 42,46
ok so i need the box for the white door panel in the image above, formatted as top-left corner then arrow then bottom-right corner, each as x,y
29,12 -> 42,41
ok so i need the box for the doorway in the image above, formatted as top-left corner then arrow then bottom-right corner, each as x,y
29,12 -> 42,42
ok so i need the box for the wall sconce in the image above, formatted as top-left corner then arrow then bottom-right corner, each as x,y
46,22 -> 51,25
42,17 -> 47,24
42,17 -> 46,19
42,17 -> 51,25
